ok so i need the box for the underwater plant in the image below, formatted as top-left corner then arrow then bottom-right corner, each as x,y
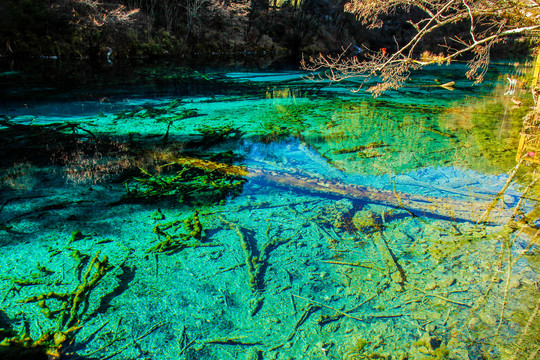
123,161 -> 246,205
0,252 -> 113,359
195,124 -> 244,147
148,210 -> 220,254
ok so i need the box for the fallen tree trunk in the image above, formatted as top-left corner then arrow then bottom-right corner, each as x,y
171,156 -> 515,224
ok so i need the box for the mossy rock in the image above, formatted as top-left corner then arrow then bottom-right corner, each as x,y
352,210 -> 383,234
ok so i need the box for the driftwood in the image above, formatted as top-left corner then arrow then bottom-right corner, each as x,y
170,156 -> 515,224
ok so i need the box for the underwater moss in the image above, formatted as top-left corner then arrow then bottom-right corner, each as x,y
196,124 -> 244,145
123,159 -> 246,205
148,211 -> 218,254
352,210 -> 383,234
411,333 -> 449,359
68,230 -> 84,243
21,252 -> 113,330
1,252 -> 113,359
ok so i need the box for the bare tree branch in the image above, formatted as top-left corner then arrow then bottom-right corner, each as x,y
302,0 -> 540,95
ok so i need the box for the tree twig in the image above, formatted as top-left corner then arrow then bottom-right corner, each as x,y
292,294 -> 366,322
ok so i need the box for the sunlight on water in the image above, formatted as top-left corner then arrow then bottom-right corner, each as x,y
0,62 -> 538,359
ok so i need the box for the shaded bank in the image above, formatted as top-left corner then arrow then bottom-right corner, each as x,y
0,0 -> 360,59
1,0 -> 530,61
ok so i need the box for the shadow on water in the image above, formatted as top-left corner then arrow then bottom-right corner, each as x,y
0,55 -> 299,107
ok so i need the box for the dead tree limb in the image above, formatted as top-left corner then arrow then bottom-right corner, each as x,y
172,156 -> 515,224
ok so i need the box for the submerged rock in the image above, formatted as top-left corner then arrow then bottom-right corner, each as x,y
352,209 -> 383,234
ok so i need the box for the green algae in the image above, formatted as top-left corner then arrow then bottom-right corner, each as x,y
195,124 -> 244,146
68,230 -> 84,243
1,251 -> 114,359
220,217 -> 301,316
123,161 -> 246,205
148,210 -> 218,254
133,67 -> 215,81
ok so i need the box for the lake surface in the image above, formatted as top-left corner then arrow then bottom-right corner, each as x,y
0,59 -> 538,359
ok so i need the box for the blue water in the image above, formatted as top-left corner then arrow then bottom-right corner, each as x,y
0,60 -> 538,359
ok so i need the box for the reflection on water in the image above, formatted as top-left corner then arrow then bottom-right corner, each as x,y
0,62 -> 538,359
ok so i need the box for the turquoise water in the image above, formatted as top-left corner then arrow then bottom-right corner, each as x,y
0,61 -> 538,359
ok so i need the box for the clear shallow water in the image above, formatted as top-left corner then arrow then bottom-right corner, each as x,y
0,61 -> 538,359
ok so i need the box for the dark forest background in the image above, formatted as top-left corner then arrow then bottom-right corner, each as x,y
0,0 -> 529,62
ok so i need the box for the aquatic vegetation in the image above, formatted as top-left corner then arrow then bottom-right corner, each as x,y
160,108 -> 201,142
123,161 -> 246,205
3,262 -> 59,287
256,96 -> 318,141
68,230 -> 84,243
352,209 -> 406,288
1,252 -> 113,359
258,123 -> 301,143
195,124 -> 244,146
343,337 -> 390,359
503,296 -> 540,359
332,141 -> 389,155
311,199 -> 356,231
410,333 -> 449,359
148,210 -> 218,254
115,107 -> 169,120
443,87 -> 530,173
351,209 -> 383,234
0,162 -> 39,190
133,67 -> 214,81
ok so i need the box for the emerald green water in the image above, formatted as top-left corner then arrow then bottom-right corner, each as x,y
0,61 -> 538,359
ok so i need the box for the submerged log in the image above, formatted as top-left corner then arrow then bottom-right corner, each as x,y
171,156 -> 515,224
